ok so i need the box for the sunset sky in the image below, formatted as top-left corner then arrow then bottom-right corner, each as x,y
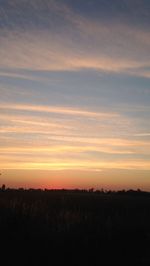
0,0 -> 150,190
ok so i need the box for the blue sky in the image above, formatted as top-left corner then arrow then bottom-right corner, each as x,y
0,0 -> 150,190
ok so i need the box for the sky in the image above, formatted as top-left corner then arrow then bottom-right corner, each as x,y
0,0 -> 150,190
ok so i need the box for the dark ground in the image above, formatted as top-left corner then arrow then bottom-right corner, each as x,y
0,188 -> 150,265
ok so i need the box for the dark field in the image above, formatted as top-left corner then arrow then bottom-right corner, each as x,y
0,188 -> 150,265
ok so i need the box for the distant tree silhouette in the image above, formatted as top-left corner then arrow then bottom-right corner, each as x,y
1,184 -> 5,191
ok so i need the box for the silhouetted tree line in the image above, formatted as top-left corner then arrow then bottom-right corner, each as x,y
1,184 -> 149,196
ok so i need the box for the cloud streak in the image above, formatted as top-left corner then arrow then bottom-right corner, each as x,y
0,102 -> 150,172
1,159 -> 150,171
0,103 -> 119,118
0,0 -> 150,77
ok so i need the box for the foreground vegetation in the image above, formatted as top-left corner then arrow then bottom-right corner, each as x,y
0,188 -> 150,265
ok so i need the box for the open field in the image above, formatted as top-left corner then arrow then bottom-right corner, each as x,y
0,188 -> 150,265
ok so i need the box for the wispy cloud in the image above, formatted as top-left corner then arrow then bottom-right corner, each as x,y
134,133 -> 150,137
0,0 -> 150,77
1,159 -> 150,171
0,103 -> 119,118
0,102 -> 150,172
